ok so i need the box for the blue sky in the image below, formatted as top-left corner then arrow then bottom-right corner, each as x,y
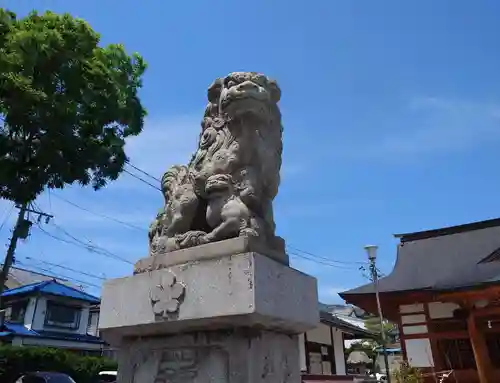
1,0 -> 500,302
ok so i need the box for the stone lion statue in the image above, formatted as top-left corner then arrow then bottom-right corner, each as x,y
149,72 -> 285,255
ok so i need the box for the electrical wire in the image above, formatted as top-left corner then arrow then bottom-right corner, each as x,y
288,251 -> 363,270
25,256 -> 107,281
31,162 -> 367,274
30,201 -> 134,265
125,160 -> 161,182
51,221 -> 132,263
34,223 -> 134,265
15,260 -> 101,289
50,193 -> 147,233
0,203 -> 15,233
123,168 -> 161,191
287,245 -> 368,266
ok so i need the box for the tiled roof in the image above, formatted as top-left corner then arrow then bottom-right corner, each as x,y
341,218 -> 500,297
320,311 -> 376,338
332,314 -> 368,330
0,322 -> 104,343
318,303 -> 367,318
2,280 -> 100,303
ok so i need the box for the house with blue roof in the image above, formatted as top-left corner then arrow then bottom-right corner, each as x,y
1,279 -> 106,354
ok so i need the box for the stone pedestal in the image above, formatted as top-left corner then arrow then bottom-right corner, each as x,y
99,237 -> 319,383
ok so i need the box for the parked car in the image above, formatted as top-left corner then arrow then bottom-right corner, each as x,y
97,371 -> 117,382
15,372 -> 76,383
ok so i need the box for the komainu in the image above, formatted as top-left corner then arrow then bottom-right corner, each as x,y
149,72 -> 285,255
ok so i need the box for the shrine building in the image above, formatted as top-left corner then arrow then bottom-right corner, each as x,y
341,218 -> 500,383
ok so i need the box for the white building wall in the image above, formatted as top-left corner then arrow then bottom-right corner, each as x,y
405,339 -> 434,368
402,325 -> 428,335
31,297 -> 47,331
428,301 -> 459,319
332,328 -> 346,375
298,333 -> 306,372
78,306 -> 90,334
399,304 -> 424,314
23,297 -> 38,329
30,296 -> 91,336
401,314 -> 426,325
306,323 -> 332,345
5,292 -> 101,353
87,311 -> 100,336
398,303 -> 435,369
298,323 -> 354,375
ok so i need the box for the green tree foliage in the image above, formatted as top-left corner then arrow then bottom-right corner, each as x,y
0,9 -> 147,204
364,316 -> 398,345
0,345 -> 117,383
392,361 -> 423,383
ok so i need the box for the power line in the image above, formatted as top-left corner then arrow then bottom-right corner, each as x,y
51,193 -> 147,233
288,252 -> 362,270
29,202 -> 134,266
50,221 -> 133,264
117,163 -> 366,268
125,160 -> 161,182
16,260 -> 101,289
25,256 -> 107,281
34,223 -> 133,265
287,245 -> 367,266
123,168 -> 162,191
0,203 -> 15,233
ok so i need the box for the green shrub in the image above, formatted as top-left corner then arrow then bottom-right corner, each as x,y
0,345 -> 117,383
392,361 -> 423,383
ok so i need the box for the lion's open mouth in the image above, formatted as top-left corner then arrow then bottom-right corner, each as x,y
206,183 -> 229,195
221,94 -> 268,109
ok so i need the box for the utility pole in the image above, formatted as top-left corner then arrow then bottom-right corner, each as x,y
365,245 -> 392,383
0,203 -> 52,327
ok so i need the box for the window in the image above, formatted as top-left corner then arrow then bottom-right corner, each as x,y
45,301 -> 81,329
306,342 -> 335,375
436,338 -> 476,370
429,318 -> 467,333
6,300 -> 28,323
486,333 -> 500,368
87,311 -> 99,336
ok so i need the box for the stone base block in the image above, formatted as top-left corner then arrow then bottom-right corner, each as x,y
135,236 -> 290,273
99,250 -> 318,345
116,329 -> 300,383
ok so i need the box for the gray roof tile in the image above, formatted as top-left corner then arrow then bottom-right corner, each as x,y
342,219 -> 500,296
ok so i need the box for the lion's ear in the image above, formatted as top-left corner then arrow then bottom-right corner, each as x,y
207,78 -> 223,103
268,79 -> 281,103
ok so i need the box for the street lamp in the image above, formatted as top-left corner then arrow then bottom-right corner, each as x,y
365,245 -> 392,383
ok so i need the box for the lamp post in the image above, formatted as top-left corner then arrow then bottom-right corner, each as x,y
365,245 -> 392,383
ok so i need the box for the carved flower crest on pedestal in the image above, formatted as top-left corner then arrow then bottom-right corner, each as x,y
150,271 -> 185,317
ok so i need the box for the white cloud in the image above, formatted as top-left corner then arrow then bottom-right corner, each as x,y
319,286 -> 348,303
125,115 -> 201,176
343,97 -> 500,159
